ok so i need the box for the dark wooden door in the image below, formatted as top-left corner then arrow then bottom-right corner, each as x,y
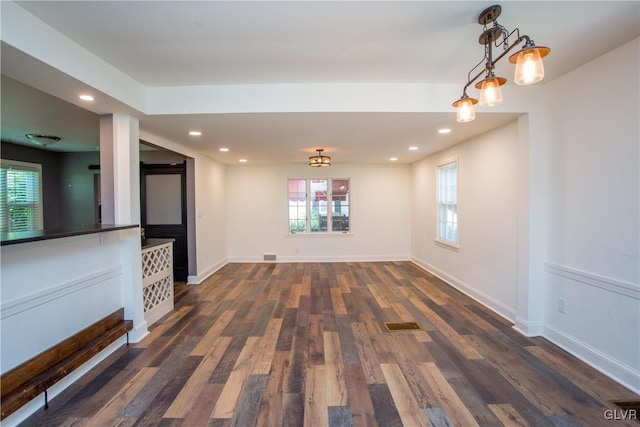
141,163 -> 188,282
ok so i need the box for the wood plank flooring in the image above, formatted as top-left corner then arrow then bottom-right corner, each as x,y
20,262 -> 640,426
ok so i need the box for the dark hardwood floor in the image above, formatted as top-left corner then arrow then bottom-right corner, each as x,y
174,281 -> 189,304
20,262 -> 639,426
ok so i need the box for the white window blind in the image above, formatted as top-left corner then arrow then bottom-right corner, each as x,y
1,159 -> 43,232
287,179 -> 307,233
437,160 -> 458,245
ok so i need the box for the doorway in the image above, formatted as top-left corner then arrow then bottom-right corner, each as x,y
141,162 -> 188,282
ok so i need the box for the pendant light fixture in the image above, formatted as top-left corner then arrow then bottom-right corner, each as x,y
452,5 -> 550,122
25,133 -> 61,147
308,148 -> 331,167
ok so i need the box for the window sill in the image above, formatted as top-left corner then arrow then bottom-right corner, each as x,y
285,232 -> 353,238
434,239 -> 459,251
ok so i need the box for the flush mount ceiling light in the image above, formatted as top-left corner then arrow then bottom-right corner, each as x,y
452,4 -> 550,122
308,148 -> 331,167
25,133 -> 61,147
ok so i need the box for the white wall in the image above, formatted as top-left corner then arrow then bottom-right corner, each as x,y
1,233 -> 121,371
0,227 -> 143,425
227,163 -> 411,261
542,38 -> 639,392
411,122 -> 520,321
193,154 -> 228,280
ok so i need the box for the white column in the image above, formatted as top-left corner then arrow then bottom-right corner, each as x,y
100,114 -> 141,224
514,112 -> 546,336
99,114 -> 148,342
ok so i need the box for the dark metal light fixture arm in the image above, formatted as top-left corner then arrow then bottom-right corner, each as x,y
461,34 -> 532,96
496,27 -> 521,50
465,56 -> 489,90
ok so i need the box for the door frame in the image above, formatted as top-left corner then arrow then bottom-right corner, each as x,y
140,162 -> 188,281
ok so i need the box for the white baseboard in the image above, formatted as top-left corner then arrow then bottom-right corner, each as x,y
228,254 -> 411,263
128,320 -> 149,344
410,256 -> 517,323
513,316 -> 544,337
187,257 -> 228,285
543,324 -> 640,395
1,337 -> 128,427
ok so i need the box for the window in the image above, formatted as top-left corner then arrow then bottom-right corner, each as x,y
288,179 -> 307,233
437,160 -> 458,245
288,178 -> 350,233
1,159 -> 43,232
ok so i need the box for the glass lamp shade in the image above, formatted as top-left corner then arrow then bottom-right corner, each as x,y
510,45 -> 549,85
452,96 -> 477,123
475,76 -> 506,107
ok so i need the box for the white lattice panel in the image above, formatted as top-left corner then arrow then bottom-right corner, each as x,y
142,245 -> 172,278
143,276 -> 173,312
142,241 -> 174,326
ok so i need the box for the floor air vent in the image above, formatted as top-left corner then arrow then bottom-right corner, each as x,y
263,254 -> 277,261
384,322 -> 423,332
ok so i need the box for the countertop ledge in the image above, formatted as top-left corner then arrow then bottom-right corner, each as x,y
142,238 -> 175,249
1,224 -> 139,246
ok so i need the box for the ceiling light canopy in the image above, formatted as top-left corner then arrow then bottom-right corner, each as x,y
309,148 -> 331,167
25,133 -> 61,147
453,4 -> 550,122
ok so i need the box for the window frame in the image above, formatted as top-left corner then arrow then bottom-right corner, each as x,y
435,159 -> 459,249
1,158 -> 44,233
287,178 -> 308,234
287,178 -> 350,235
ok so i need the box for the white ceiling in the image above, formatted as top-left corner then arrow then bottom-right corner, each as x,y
1,1 -> 638,164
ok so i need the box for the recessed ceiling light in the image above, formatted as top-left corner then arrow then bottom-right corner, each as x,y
219,147 -> 229,152
409,146 -> 419,151
188,131 -> 202,136
438,128 -> 452,134
79,94 -> 94,101
390,157 -> 398,161
239,159 -> 247,163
